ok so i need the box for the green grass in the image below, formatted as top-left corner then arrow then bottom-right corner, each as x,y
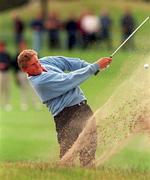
0,163 -> 150,180
0,0 -> 150,179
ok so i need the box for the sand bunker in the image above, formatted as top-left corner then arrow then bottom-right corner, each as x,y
59,56 -> 150,167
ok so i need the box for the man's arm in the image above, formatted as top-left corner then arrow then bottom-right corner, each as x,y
34,63 -> 99,100
34,57 -> 112,100
41,56 -> 90,71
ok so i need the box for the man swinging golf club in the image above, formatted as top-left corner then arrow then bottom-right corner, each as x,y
17,50 -> 112,167
17,16 -> 149,168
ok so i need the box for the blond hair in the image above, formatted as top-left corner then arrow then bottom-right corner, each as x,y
17,49 -> 37,69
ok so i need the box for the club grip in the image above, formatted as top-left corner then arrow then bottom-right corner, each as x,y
94,70 -> 99,75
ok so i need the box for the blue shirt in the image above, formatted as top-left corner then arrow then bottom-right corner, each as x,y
28,56 -> 99,116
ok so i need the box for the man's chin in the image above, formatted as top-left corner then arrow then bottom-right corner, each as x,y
28,71 -> 42,76
34,72 -> 42,76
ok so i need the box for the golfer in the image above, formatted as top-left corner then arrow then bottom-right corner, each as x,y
17,49 -> 112,167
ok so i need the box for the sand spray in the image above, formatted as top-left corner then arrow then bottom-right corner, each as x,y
59,56 -> 150,167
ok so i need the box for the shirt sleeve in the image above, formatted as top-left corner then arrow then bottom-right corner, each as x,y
35,63 -> 99,99
42,56 -> 91,71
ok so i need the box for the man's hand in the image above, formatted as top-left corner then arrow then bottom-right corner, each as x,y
97,57 -> 112,70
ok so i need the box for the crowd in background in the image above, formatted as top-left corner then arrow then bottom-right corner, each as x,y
12,8 -> 136,52
0,8 -> 136,111
0,40 -> 41,111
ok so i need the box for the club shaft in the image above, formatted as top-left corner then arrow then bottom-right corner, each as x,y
110,16 -> 150,58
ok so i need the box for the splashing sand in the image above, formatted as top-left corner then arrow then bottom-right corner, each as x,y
59,56 -> 150,167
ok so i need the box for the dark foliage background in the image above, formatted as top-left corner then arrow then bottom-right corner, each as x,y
0,0 -> 29,12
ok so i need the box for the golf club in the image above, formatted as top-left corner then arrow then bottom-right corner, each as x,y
110,16 -> 150,58
95,16 -> 149,75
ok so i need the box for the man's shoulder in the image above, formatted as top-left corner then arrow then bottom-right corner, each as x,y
39,56 -> 71,65
39,56 -> 68,61
28,72 -> 50,84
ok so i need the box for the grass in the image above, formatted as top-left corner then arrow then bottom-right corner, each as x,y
0,163 -> 150,180
0,0 -> 150,179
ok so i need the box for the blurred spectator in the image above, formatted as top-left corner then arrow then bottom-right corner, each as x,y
65,14 -> 78,50
45,12 -> 62,49
0,41 -> 12,111
77,11 -> 87,48
99,9 -> 113,49
13,15 -> 25,46
120,8 -> 136,50
11,40 -> 41,111
30,13 -> 44,53
79,11 -> 100,49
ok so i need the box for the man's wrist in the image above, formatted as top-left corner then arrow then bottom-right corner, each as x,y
94,70 -> 99,75
93,63 -> 100,75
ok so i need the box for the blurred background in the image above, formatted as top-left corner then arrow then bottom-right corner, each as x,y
0,0 -> 150,176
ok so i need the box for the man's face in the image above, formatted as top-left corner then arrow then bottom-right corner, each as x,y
22,55 -> 43,76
